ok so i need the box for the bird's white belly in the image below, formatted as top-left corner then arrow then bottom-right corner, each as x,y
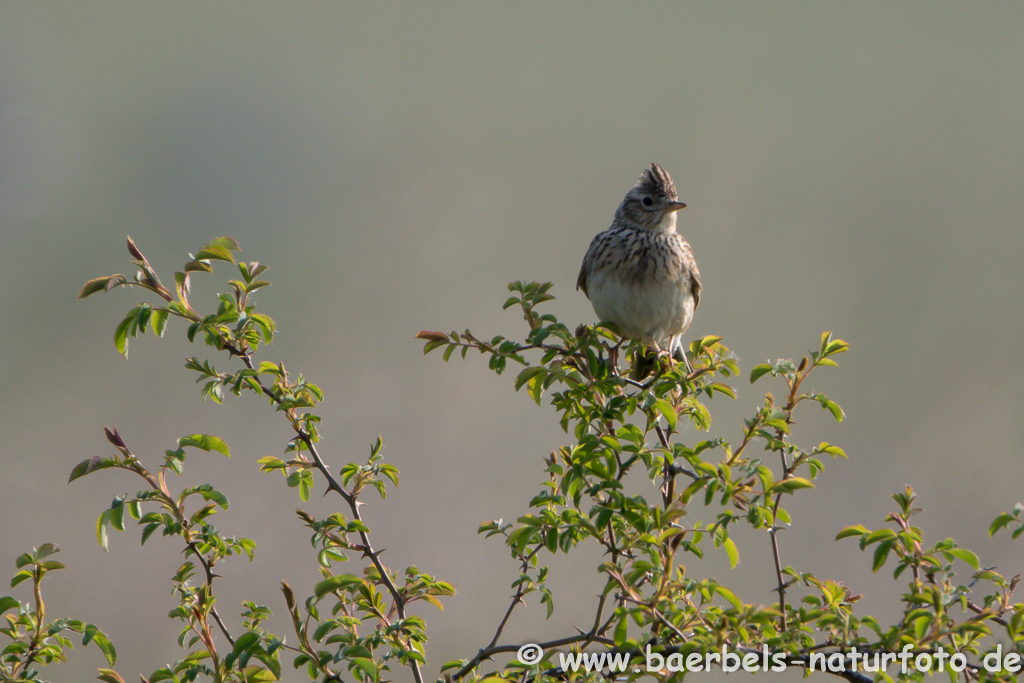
588,275 -> 695,347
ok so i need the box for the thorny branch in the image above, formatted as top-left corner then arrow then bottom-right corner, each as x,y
233,350 -> 425,683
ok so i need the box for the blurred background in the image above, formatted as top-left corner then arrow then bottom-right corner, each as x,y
1,3 -> 1022,680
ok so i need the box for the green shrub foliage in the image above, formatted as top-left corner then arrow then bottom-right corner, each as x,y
3,237 -> 1017,682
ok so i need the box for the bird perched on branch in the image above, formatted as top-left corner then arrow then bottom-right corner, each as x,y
577,163 -> 702,375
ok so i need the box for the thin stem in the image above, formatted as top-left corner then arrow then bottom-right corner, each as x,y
237,351 -> 424,683
451,548 -> 542,680
966,600 -> 1008,627
621,594 -> 688,642
764,364 -> 815,633
487,548 -> 542,649
456,633 -> 618,676
182,538 -> 235,647
16,573 -> 47,675
768,526 -> 788,632
122,444 -> 238,649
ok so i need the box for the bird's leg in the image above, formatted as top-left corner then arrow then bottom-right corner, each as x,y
651,341 -> 674,376
608,337 -> 626,377
669,336 -> 694,375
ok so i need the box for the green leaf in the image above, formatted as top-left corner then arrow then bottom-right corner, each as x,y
613,612 -> 628,645
185,259 -> 213,274
422,339 -> 447,354
350,658 -> 378,681
184,485 -> 229,509
195,246 -> 235,263
232,631 -> 261,653
723,537 -> 739,568
749,363 -> 772,383
204,236 -> 241,252
653,398 -> 678,430
257,456 -> 287,472
693,334 -> 723,352
0,596 -> 19,613
141,523 -> 160,545
146,666 -> 174,682
313,574 -> 363,598
823,338 -> 850,357
707,382 -> 736,399
114,315 -> 132,357
681,398 -> 711,431
245,280 -> 271,292
912,614 -> 931,641
174,271 -> 190,301
545,529 -> 558,554
88,628 -> 118,665
79,275 -> 123,299
136,303 -> 151,332
947,546 -> 980,570
109,498 -> 126,531
715,584 -> 743,611
178,434 -> 230,457
10,570 -> 32,588
817,395 -> 845,422
863,528 -> 896,545
96,511 -> 109,552
871,539 -> 894,572
151,308 -> 169,337
989,513 -> 1017,536
69,456 -> 120,483
251,313 -> 275,342
816,442 -> 847,459
835,525 -> 869,540
772,477 -> 814,494
514,366 -> 547,392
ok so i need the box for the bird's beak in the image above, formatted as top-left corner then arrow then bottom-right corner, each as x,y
666,201 -> 687,212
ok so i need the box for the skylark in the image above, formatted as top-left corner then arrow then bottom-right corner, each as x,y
577,163 -> 702,371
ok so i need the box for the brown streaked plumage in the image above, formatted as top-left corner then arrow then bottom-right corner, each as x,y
577,163 -> 702,364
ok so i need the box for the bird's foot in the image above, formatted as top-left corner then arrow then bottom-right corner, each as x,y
668,337 -> 694,376
607,337 -> 626,377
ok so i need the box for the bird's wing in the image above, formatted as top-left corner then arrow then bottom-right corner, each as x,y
690,264 -> 702,309
576,259 -> 589,298
577,234 -> 604,299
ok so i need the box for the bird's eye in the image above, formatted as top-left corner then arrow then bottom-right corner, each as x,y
642,197 -> 653,207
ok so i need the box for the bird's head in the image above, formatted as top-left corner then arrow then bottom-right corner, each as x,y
614,163 -> 686,231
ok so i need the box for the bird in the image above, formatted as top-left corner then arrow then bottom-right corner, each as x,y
577,163 -> 702,374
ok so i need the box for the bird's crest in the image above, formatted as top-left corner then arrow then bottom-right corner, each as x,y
635,163 -> 677,201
